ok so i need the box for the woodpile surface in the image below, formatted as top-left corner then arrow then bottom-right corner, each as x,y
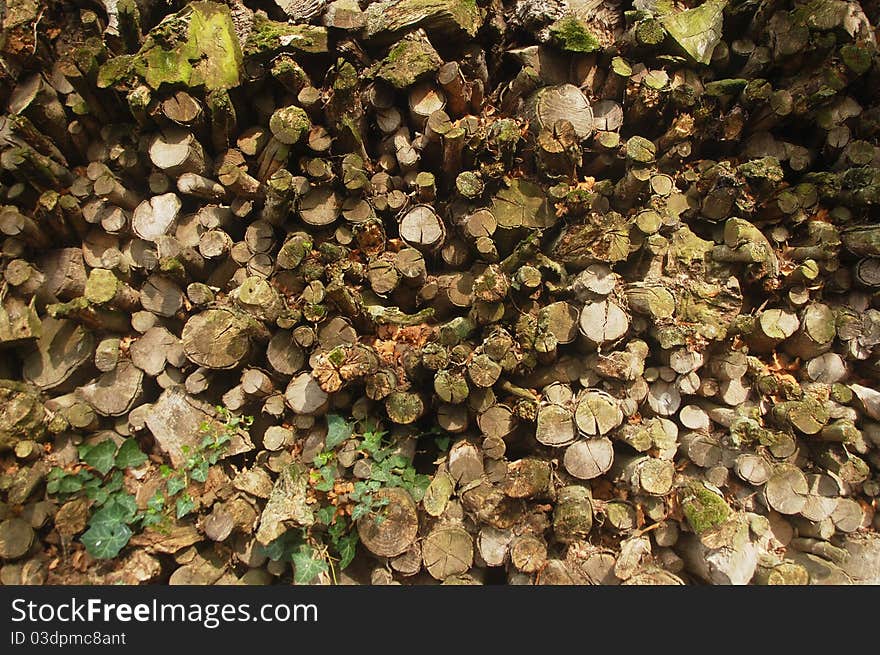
1,0 -> 880,585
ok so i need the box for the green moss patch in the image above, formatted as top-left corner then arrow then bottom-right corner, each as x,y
681,483 -> 731,535
550,16 -> 601,53
376,38 -> 443,89
244,14 -> 329,58
100,1 -> 243,92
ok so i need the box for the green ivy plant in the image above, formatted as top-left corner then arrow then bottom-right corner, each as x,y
46,437 -> 149,559
147,407 -> 252,524
47,406 -> 252,560
263,415 -> 431,584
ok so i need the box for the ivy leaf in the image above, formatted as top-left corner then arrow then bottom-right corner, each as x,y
261,531 -> 302,561
315,465 -> 337,492
313,451 -> 334,467
291,544 -> 329,585
325,414 -> 353,450
189,461 -> 210,483
260,540 -> 286,562
57,474 -> 86,495
409,475 -> 431,503
80,439 -> 117,475
176,494 -> 195,518
371,445 -> 390,463
140,512 -> 164,529
370,467 -> 390,483
328,519 -> 345,540
350,503 -> 372,521
82,492 -> 138,560
81,521 -> 132,559
334,532 -> 358,570
314,505 -> 336,526
115,438 -> 148,469
81,475 -> 101,489
103,470 -> 124,495
361,430 -> 383,454
147,492 -> 165,513
166,475 -> 186,496
88,473 -> 127,505
86,486 -> 109,506
92,492 -> 138,525
47,466 -> 67,482
387,454 -> 409,469
48,468 -> 91,496
434,436 -> 451,452
141,493 -> 166,527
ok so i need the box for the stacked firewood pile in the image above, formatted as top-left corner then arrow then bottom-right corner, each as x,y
0,0 -> 879,585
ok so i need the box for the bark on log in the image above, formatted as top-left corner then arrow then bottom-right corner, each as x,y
553,486 -> 593,543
